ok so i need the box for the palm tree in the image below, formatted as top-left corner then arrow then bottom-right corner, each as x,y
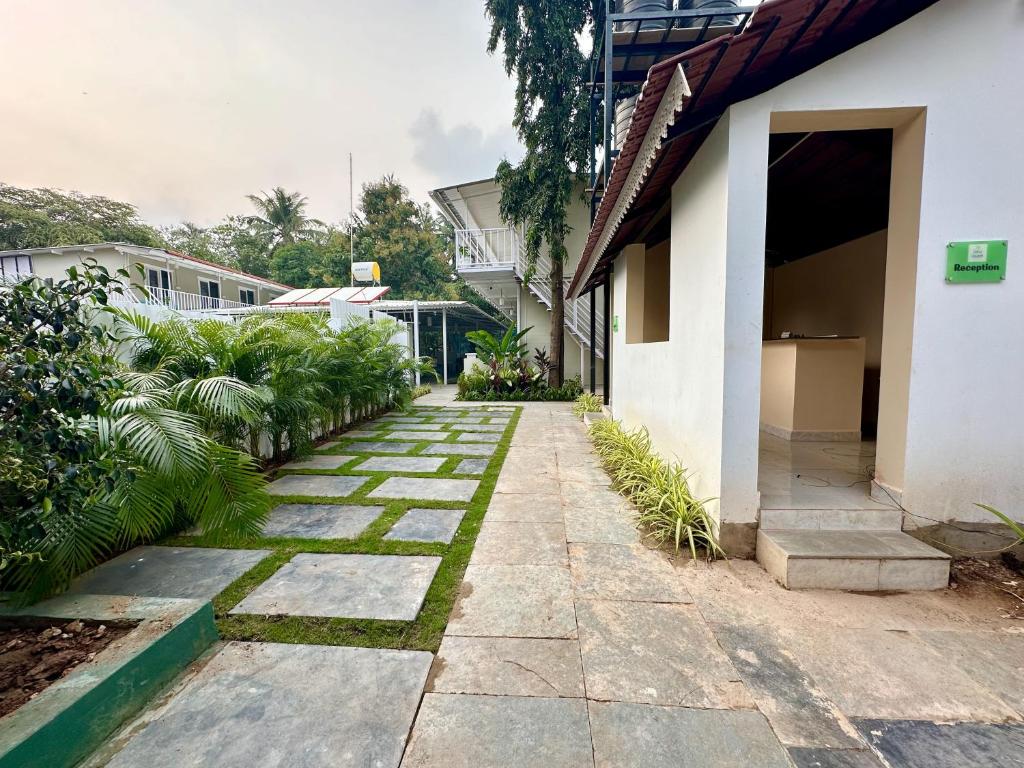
245,187 -> 325,247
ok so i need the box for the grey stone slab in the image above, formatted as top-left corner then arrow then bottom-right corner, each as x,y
710,620 -> 862,748
104,642 -> 431,768
588,701 -> 793,768
788,748 -> 885,768
385,430 -> 451,442
432,416 -> 483,424
68,546 -> 268,601
563,506 -> 637,545
454,432 -> 502,443
385,508 -> 465,544
281,454 -> 355,470
348,440 -> 419,454
494,470 -> 560,494
576,599 -> 754,709
454,458 -> 489,475
369,477 -> 479,502
265,474 -> 369,497
262,504 -> 384,539
230,553 -> 441,620
568,543 -> 692,603
402,693 -> 593,768
378,422 -> 446,432
314,441 -> 340,451
429,636 -> 585,698
472,522 -> 567,566
423,442 -> 496,457
378,416 -> 428,423
914,629 -> 1024,713
453,423 -> 505,432
447,564 -> 577,639
486,493 -> 563,522
854,719 -> 1024,768
561,481 -> 630,512
353,456 -> 447,473
342,429 -> 382,439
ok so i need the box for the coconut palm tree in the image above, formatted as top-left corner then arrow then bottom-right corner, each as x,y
245,187 -> 325,247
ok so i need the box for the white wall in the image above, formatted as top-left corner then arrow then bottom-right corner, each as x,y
729,0 -> 1024,524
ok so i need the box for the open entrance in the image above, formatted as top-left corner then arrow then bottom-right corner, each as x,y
758,127 -> 900,522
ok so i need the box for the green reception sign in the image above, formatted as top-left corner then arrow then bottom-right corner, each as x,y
946,240 -> 1007,283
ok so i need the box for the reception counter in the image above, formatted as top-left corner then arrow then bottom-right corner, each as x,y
760,337 -> 866,441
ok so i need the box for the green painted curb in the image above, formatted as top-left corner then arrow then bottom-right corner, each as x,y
0,595 -> 218,768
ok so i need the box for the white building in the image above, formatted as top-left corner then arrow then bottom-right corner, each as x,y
560,0 -> 1023,588
0,242 -> 291,314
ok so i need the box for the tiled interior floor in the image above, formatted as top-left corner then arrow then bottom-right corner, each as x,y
757,432 -> 898,512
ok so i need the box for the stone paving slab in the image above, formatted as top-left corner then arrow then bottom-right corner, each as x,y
340,429 -> 382,439
377,422 -> 446,432
369,477 -> 479,502
423,442 -> 496,457
68,546 -> 268,601
854,719 -> 1024,768
452,423 -> 505,432
914,629 -> 1024,714
281,454 -> 355,470
454,432 -> 502,443
262,503 -> 384,540
432,416 -> 483,424
314,441 -> 340,451
385,508 -> 465,544
562,481 -> 630,511
788,748 -> 885,768
454,458 -> 489,475
494,471 -> 560,495
563,506 -> 637,545
576,599 -> 754,709
230,553 -> 441,620
472,522 -> 568,566
265,474 -> 369,497
385,430 -> 451,442
485,493 -> 563,523
353,456 -> 447,473
103,642 -> 431,768
429,636 -> 585,698
588,701 -> 793,768
447,564 -> 577,639
568,543 -> 693,603
402,693 -> 593,768
348,440 -> 420,454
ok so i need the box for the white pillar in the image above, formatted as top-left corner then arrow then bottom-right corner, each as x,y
442,307 -> 449,386
412,300 -> 421,386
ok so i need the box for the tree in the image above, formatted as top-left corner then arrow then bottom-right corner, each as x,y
484,0 -> 592,386
270,242 -> 324,288
246,187 -> 325,248
0,184 -> 163,250
161,221 -> 218,261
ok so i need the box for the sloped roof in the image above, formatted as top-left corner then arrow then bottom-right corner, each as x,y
569,0 -> 940,296
268,285 -> 391,306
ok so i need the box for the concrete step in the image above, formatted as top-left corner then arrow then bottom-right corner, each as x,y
757,529 -> 950,591
759,507 -> 903,531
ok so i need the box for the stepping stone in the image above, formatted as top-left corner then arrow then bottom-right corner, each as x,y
381,416 -> 427,423
369,477 -> 479,502
348,441 -> 419,454
230,553 -> 441,620
68,546 -> 268,601
262,504 -> 383,539
353,456 -> 447,473
385,508 -> 465,543
434,416 -> 483,425
315,441 -> 340,451
424,443 -> 496,457
402,693 -> 592,768
453,423 -> 505,432
281,454 -> 354,470
385,430 -> 450,442
265,474 -> 369,497
378,422 -> 445,431
588,701 -> 793,768
342,429 -> 381,439
430,636 -> 585,697
455,458 -> 490,475
455,432 -> 501,443
104,642 -> 431,768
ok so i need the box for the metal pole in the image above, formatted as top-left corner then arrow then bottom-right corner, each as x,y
349,152 -> 355,287
589,285 -> 597,394
602,272 -> 611,405
413,300 -> 421,387
442,308 -> 448,386
604,0 -> 613,180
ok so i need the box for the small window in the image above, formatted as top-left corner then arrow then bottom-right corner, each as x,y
239,288 -> 256,306
199,279 -> 221,308
0,254 -> 32,279
146,268 -> 171,302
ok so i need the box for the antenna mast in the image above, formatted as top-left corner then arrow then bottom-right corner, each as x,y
349,152 -> 355,287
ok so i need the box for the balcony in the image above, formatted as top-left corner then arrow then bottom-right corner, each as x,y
111,286 -> 253,312
454,227 -> 520,273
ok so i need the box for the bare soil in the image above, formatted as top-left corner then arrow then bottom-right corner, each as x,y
949,556 -> 1024,620
0,618 -> 135,718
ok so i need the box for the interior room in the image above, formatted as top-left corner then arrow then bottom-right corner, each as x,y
758,128 -> 900,515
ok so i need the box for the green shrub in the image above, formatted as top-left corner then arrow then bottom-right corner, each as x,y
458,375 -> 582,402
411,384 -> 432,399
572,392 -> 603,418
588,419 -> 722,559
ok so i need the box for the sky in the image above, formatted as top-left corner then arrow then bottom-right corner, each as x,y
0,0 -> 524,227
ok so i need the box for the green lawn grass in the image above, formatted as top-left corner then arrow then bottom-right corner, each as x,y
161,405 -> 521,651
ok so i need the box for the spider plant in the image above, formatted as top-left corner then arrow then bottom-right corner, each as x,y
572,392 -> 603,418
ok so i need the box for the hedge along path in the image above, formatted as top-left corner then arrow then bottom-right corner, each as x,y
163,404 -> 522,652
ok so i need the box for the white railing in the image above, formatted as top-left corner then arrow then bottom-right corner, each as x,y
112,287 -> 252,312
455,226 -> 605,356
455,228 -> 519,271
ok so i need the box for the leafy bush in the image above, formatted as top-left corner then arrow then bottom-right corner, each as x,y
459,374 -> 582,402
572,392 -> 603,418
588,419 -> 722,559
411,384 -> 432,399
460,326 -> 583,401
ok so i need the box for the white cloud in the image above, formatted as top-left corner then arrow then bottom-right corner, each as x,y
410,110 -> 523,187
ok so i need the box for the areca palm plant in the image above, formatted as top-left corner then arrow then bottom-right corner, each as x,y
246,187 -> 325,247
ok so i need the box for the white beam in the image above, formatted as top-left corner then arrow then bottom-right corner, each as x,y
413,299 -> 421,387
442,308 -> 449,386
